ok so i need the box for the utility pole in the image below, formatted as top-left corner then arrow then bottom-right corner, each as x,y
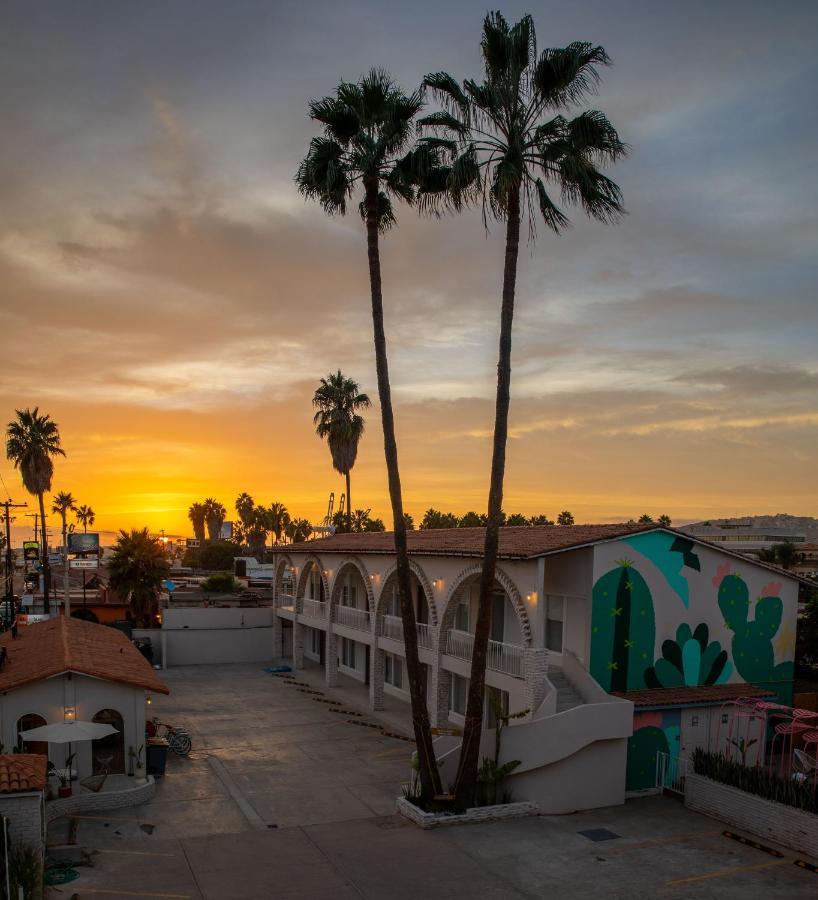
2,500 -> 27,602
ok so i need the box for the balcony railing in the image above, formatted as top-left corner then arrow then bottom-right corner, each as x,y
417,621 -> 433,650
446,628 -> 474,660
303,599 -> 326,619
335,605 -> 370,631
382,614 -> 403,641
445,629 -> 524,678
274,593 -> 295,608
487,639 -> 524,678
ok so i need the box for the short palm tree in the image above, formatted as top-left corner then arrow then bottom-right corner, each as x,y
188,502 -> 206,543
107,528 -> 170,626
420,12 -> 626,803
74,504 -> 95,532
202,498 -> 226,542
296,68 -> 444,797
267,502 -> 290,545
285,518 -> 313,544
313,371 -> 370,533
6,407 -> 65,614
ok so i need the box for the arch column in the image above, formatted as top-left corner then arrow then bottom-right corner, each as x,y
292,619 -> 305,670
272,609 -> 283,662
523,647 -> 549,719
325,626 -> 339,687
369,644 -> 385,711
432,665 -> 452,727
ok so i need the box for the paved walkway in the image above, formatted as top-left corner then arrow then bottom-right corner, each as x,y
48,664 -> 818,899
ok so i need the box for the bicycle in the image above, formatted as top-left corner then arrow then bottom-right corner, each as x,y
148,718 -> 193,756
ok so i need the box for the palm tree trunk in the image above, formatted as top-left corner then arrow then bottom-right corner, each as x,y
38,492 -> 50,615
454,188 -> 521,806
345,470 -> 352,534
364,179 -> 442,800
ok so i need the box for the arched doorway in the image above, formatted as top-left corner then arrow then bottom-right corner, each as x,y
91,709 -> 125,774
16,713 -> 47,756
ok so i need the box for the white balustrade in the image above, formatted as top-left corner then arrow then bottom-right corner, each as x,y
303,599 -> 326,619
382,614 -> 403,641
487,639 -> 524,678
446,628 -> 474,660
335,605 -> 370,631
416,622 -> 433,650
445,629 -> 523,678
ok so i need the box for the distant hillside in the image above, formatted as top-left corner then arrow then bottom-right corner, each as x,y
687,514 -> 818,543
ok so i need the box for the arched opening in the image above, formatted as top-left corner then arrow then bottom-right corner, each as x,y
303,562 -> 326,603
91,709 -> 125,775
16,713 -> 47,756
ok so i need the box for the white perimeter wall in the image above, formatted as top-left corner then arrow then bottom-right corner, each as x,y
162,608 -> 274,666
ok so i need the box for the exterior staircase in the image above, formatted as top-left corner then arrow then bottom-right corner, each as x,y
549,668 -> 584,713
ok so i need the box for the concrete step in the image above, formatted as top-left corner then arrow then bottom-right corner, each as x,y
549,669 -> 583,713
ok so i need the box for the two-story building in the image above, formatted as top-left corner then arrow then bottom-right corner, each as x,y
270,523 -> 800,813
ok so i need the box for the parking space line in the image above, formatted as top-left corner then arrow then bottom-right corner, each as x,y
665,859 -> 787,885
72,889 -> 192,898
95,849 -> 179,858
603,829 -> 721,853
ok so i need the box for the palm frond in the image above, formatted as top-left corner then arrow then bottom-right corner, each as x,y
295,137 -> 352,215
358,191 -> 396,232
533,42 -> 611,109
417,110 -> 469,138
533,178 -> 570,233
309,96 -> 359,145
567,109 -> 628,164
422,71 -> 470,119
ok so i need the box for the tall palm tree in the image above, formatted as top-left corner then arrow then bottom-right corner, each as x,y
247,505 -> 270,558
5,407 -> 65,614
296,68 -> 444,798
420,13 -> 626,803
107,528 -> 170,626
267,502 -> 290,545
187,502 -> 206,543
235,493 -> 255,529
74,504 -> 95,532
74,503 -> 96,609
312,371 -> 370,533
52,490 -> 76,613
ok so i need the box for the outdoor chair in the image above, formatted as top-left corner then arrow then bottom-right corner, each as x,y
792,748 -> 818,784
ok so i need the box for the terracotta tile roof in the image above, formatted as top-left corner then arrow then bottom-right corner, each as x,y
0,617 -> 169,695
0,754 -> 47,794
615,683 -> 776,709
285,523 -> 655,559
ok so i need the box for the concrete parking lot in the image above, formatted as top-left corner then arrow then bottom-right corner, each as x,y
49,664 -> 818,899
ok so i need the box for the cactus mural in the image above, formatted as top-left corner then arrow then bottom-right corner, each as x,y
626,726 -> 668,791
644,623 -> 732,688
591,559 -> 656,692
715,567 -> 793,690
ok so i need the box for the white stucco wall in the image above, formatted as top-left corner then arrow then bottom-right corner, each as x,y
162,607 -> 274,666
0,674 -> 148,778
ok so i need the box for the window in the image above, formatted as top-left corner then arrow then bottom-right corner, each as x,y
386,586 -> 400,617
385,652 -> 403,689
309,628 -> 321,655
455,600 -> 470,632
342,577 -> 358,608
17,713 -> 47,755
450,674 -> 468,715
490,591 -> 505,643
545,595 -> 564,653
341,637 -> 357,669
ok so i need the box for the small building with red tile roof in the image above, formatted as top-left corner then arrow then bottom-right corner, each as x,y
0,754 -> 48,850
0,618 -> 168,783
269,523 -> 801,810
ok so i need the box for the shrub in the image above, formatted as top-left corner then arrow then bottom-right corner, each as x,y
691,748 -> 817,814
201,572 -> 242,593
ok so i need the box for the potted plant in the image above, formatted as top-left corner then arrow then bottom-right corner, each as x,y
134,744 -> 146,780
49,753 -> 76,798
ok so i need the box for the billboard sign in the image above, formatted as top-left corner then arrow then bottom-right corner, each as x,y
219,521 -> 233,541
68,532 -> 100,555
70,559 -> 97,569
186,538 -> 200,548
22,541 -> 39,561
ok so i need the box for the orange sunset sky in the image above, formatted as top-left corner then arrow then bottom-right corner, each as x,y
2,2 -> 816,544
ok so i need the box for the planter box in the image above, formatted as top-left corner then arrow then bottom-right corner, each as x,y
396,796 -> 538,829
684,773 -> 818,858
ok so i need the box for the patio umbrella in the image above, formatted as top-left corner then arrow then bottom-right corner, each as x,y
20,720 -> 120,778
19,720 -> 118,743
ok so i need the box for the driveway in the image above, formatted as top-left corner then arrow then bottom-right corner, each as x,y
49,664 -> 818,898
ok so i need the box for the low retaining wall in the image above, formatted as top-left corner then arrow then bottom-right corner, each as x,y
396,797 -> 538,829
46,777 -> 156,824
684,773 -> 818,858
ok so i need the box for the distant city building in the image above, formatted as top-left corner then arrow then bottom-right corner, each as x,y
794,543 -> 818,576
681,520 -> 806,558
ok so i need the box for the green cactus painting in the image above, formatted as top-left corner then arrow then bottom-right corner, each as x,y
644,623 -> 732,688
591,559 -> 656,692
715,566 -> 793,689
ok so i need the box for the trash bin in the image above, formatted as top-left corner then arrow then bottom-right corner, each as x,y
146,737 -> 169,778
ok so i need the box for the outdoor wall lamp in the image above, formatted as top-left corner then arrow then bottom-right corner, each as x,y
146,695 -> 153,706
63,706 -> 76,722
526,592 -> 538,604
